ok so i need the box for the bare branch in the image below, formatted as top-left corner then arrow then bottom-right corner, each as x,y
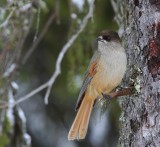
0,8 -> 15,29
33,6 -> 41,42
12,83 -> 48,107
44,0 -> 95,104
0,0 -> 95,109
22,11 -> 57,64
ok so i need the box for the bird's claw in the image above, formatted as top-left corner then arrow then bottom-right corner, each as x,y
102,93 -> 111,104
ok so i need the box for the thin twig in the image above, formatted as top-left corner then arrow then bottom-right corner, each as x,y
33,6 -> 41,42
108,87 -> 134,98
0,0 -> 95,109
44,0 -> 95,104
0,8 -> 15,29
22,11 -> 57,64
13,83 -> 48,107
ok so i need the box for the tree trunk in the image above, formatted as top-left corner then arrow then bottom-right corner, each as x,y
112,0 -> 160,146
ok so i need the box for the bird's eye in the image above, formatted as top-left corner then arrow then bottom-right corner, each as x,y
102,35 -> 111,41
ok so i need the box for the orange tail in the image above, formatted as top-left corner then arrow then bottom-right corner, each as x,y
68,96 -> 94,140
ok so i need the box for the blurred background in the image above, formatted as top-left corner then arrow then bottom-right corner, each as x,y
0,0 -> 121,146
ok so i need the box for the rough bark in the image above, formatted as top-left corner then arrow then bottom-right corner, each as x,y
112,0 -> 160,146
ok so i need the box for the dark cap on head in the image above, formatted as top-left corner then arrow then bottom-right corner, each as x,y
100,30 -> 121,42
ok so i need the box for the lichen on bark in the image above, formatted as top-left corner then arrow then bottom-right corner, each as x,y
112,0 -> 160,146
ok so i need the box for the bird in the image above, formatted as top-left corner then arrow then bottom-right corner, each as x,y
68,30 -> 127,140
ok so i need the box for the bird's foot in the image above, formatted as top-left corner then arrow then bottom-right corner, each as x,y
102,93 -> 111,104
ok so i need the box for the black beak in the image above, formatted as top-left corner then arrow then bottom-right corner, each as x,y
97,36 -> 103,42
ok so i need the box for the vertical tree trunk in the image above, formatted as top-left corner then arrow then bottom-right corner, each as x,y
112,0 -> 160,146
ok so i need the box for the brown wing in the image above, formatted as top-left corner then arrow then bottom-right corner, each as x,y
75,51 -> 101,110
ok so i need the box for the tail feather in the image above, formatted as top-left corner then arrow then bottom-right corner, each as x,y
68,100 -> 85,140
78,100 -> 93,139
68,96 -> 94,140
